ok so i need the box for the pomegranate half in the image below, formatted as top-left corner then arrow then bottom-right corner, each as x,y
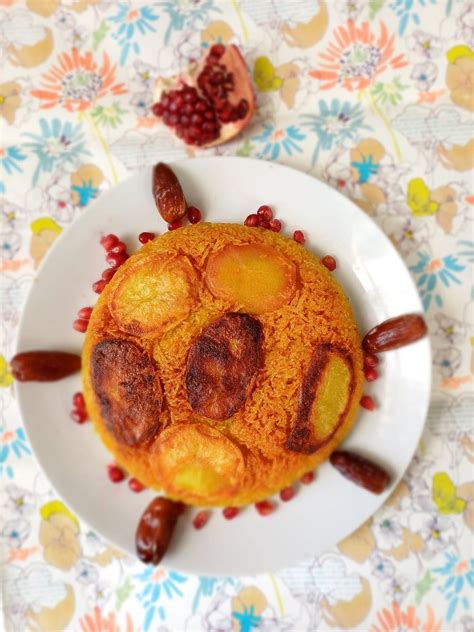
152,44 -> 256,148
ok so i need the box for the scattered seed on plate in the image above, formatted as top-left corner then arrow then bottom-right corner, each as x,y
360,394 -> 376,411
293,230 -> 305,244
301,471 -> 315,485
321,255 -> 337,271
255,500 -> 276,516
222,507 -> 240,520
365,367 -> 379,382
279,486 -> 295,502
107,464 -> 126,483
193,510 -> 210,529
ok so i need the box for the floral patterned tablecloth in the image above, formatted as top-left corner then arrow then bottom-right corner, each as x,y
1,1 -> 473,630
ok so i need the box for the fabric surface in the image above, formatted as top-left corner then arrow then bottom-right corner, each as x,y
1,1 -> 473,630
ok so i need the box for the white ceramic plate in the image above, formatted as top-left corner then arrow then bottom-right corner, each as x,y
15,157 -> 431,575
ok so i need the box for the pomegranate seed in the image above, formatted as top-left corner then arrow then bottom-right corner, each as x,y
244,213 -> 259,227
301,471 -> 315,484
364,353 -> 379,368
92,279 -> 106,294
269,219 -> 282,232
193,510 -> 210,530
360,395 -> 376,411
168,218 -> 183,231
73,318 -> 88,333
77,306 -> 93,320
187,206 -> 202,224
100,234 -> 119,251
107,464 -> 126,483
279,486 -> 295,502
258,217 -> 270,229
365,367 -> 379,382
138,231 -> 155,244
101,268 -> 116,283
257,205 -> 273,221
109,241 -> 127,255
106,251 -> 128,269
73,392 -> 85,409
176,502 -> 187,515
70,408 -> 88,424
152,102 -> 164,117
236,98 -> 249,119
222,506 -> 240,520
321,255 -> 337,271
255,500 -> 276,516
128,478 -> 145,493
293,230 -> 305,244
210,43 -> 225,58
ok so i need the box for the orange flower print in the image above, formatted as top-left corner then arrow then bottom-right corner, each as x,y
309,21 -> 407,91
371,602 -> 442,632
31,48 -> 126,112
78,607 -> 136,632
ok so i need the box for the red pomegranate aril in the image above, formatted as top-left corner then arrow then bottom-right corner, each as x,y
101,268 -> 116,283
294,230 -> 305,244
195,100 -> 207,113
138,231 -> 155,244
222,506 -> 240,520
219,105 -> 234,123
128,478 -> 145,493
255,500 -> 276,516
280,486 -> 295,502
204,110 -> 215,120
162,111 -> 171,125
258,218 -> 270,229
106,252 -> 128,269
92,279 -> 106,294
236,98 -> 249,119
269,219 -> 282,232
187,206 -> 202,224
210,43 -> 225,58
73,392 -> 85,409
360,395 -> 376,411
364,354 -> 379,368
77,306 -> 93,320
191,113 -> 203,125
184,89 -> 197,104
257,205 -> 273,221
168,218 -> 183,231
152,102 -> 164,117
301,471 -> 315,484
193,510 -> 210,530
107,464 -> 126,483
365,367 -> 379,382
109,241 -> 127,255
169,96 -> 184,111
100,233 -> 119,251
321,255 -> 337,271
73,318 -> 88,333
70,408 -> 88,424
244,213 -> 259,227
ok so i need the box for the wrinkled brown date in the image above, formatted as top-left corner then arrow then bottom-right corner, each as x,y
363,313 -> 427,354
11,351 -> 81,382
136,497 -> 182,565
152,162 -> 187,224
330,450 -> 391,494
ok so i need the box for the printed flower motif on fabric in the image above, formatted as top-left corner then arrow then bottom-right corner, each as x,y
0,427 -> 31,479
390,0 -> 438,36
156,0 -> 221,45
252,125 -> 306,160
0,146 -> 26,176
433,553 -> 474,622
135,567 -> 188,630
410,252 -> 465,311
108,5 -> 159,66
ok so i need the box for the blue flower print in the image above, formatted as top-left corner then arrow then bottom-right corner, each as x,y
458,240 -> 474,263
232,605 -> 262,632
433,553 -> 474,622
301,99 -> 369,166
410,251 -> 465,311
351,154 -> 379,183
135,566 -> 188,630
389,0 -> 437,35
108,4 -> 158,66
72,179 -> 99,207
0,427 -> 31,479
253,125 -> 306,161
22,118 -> 89,186
0,146 -> 26,175
156,0 -> 220,45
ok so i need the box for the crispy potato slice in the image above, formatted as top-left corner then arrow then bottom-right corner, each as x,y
206,243 -> 297,313
151,423 -> 245,503
91,339 -> 162,446
185,312 -> 263,420
286,344 -> 355,454
109,254 -> 199,335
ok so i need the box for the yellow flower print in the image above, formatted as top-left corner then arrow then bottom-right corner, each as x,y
253,57 -> 284,92
432,472 -> 466,515
0,81 -> 21,125
446,45 -> 474,112
282,0 -> 328,48
201,20 -> 234,48
39,501 -> 81,570
0,355 -> 13,388
30,217 -> 62,270
407,178 -> 439,216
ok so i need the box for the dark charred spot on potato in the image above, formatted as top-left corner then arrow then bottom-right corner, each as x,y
185,312 -> 263,421
91,338 -> 163,446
